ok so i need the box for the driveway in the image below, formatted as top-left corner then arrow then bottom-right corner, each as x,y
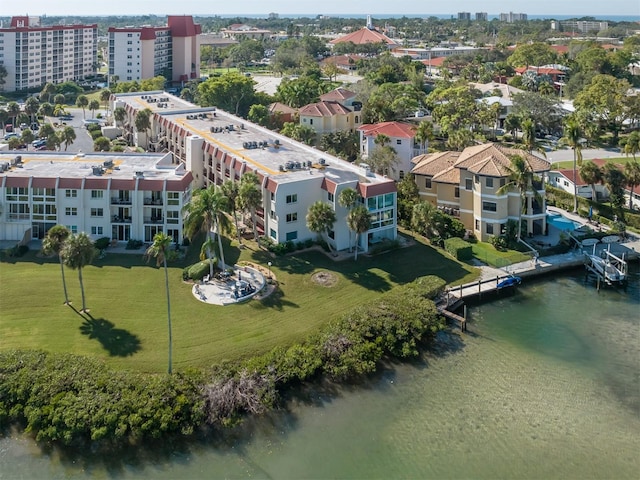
546,147 -> 622,165
45,107 -> 107,153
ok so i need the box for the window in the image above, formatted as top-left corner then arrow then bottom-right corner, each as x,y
65,189 -> 77,198
270,210 -> 275,219
474,175 -> 479,184
65,207 -> 77,216
399,170 -> 405,180
425,178 -> 432,189
486,177 -> 494,188
91,190 -> 103,199
482,201 -> 497,212
465,178 -> 472,190
328,192 -> 334,202
475,219 -> 480,230
167,192 -> 179,205
270,192 -> 275,201
286,212 -> 298,223
396,139 -> 402,145
90,208 -> 103,217
166,210 -> 179,224
500,178 -> 506,187
286,194 -> 297,204
286,231 -> 298,241
486,223 -> 494,235
91,226 -> 103,235
309,119 -> 313,125
270,228 -> 276,239
454,187 -> 460,198
68,225 -> 78,233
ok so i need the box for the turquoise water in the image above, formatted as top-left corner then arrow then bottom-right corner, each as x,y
1,266 -> 639,479
547,212 -> 582,231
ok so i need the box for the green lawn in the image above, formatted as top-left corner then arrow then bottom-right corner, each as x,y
470,241 -> 531,268
0,236 -> 478,374
550,156 -> 635,170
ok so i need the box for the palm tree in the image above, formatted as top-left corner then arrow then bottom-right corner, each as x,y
100,88 -> 112,116
41,225 -> 71,304
144,232 -> 175,375
238,173 -> 262,240
413,121 -> 434,153
580,161 -> 604,202
7,102 -> 20,128
183,185 -> 230,271
497,155 -> 541,242
20,129 -> 35,149
134,108 -> 152,144
347,205 -> 371,260
622,131 -> 640,161
62,232 -> 98,313
76,95 -> 89,119
519,117 -> 547,158
220,180 -> 241,244
38,102 -> 53,120
559,118 -> 583,212
0,109 -> 8,134
53,93 -> 66,107
24,96 -> 40,124
114,106 -> 126,128
88,99 -> 100,119
338,187 -> 359,251
624,160 -> 640,210
61,126 -> 76,151
306,201 -> 337,252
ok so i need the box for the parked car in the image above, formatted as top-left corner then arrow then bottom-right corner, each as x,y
32,139 -> 47,148
4,133 -> 18,141
19,123 -> 28,130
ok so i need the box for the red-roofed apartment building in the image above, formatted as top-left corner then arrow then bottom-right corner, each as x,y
547,159 -> 615,200
299,88 -> 362,138
0,16 -> 97,92
358,121 -> 427,180
108,16 -> 201,84
329,15 -> 398,50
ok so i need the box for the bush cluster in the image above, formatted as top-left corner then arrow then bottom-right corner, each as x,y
183,260 -> 212,281
443,237 -> 472,260
4,244 -> 29,257
258,237 -> 315,255
125,239 -> 144,250
0,276 -> 446,448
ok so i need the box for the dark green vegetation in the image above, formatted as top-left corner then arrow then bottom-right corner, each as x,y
0,275 -> 445,447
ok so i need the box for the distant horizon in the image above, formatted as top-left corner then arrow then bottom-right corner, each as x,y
0,0 -> 636,18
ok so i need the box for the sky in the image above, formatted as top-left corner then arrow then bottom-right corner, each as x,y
2,0 -> 638,17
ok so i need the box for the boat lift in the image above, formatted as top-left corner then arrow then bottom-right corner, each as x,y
584,244 -> 627,287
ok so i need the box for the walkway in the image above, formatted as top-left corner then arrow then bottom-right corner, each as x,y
191,264 -> 268,306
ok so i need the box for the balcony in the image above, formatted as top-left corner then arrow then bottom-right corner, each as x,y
111,197 -> 131,205
144,197 -> 163,206
112,215 -> 132,223
144,216 -> 164,224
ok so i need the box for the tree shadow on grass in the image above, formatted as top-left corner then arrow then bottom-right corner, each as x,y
79,314 -> 141,357
251,285 -> 299,311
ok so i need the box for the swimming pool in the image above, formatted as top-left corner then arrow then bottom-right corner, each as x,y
547,211 -> 583,231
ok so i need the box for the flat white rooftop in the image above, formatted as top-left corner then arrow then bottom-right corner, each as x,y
114,91 -> 393,187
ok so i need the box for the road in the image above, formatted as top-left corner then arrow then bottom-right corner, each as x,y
251,73 -> 363,95
546,146 -> 623,165
40,106 -> 108,153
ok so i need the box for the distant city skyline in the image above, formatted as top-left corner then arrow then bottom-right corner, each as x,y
1,0 -> 637,18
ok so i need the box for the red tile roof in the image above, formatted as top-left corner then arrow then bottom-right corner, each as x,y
299,101 -> 352,117
320,88 -> 356,103
329,27 -> 397,46
358,121 -> 416,139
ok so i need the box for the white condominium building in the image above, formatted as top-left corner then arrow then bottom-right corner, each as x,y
108,16 -> 201,85
0,16 -> 97,93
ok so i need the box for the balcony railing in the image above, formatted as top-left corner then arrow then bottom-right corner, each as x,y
112,216 -> 132,223
111,197 -> 131,205
144,217 -> 164,224
144,198 -> 163,206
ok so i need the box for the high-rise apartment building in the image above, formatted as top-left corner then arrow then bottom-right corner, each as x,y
500,12 -> 528,23
475,12 -> 488,21
457,12 -> 471,21
0,16 -> 97,93
108,16 -> 201,85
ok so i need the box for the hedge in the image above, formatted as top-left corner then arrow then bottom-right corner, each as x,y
443,237 -> 472,261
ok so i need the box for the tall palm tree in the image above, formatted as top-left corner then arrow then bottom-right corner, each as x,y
144,232 -> 175,375
497,155 -> 541,242
347,205 -> 371,260
0,109 -> 8,134
40,82 -> 56,103
519,117 -> 547,158
238,173 -> 262,240
53,93 -> 66,107
61,126 -> 76,151
76,95 -> 89,119
579,161 -> 604,202
24,97 -> 40,124
20,129 -> 35,150
624,160 -> 640,210
62,232 -> 98,313
88,99 -> 100,119
41,225 -> 71,305
306,201 -> 337,252
183,185 -> 230,270
338,187 -> 359,251
220,180 -> 241,244
100,88 -> 112,116
560,118 -> 583,212
114,106 -> 126,128
134,108 -> 152,144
